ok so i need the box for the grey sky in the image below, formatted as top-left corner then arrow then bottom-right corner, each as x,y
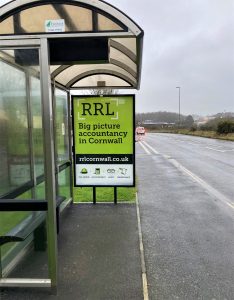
109,0 -> 234,115
1,0 -> 233,115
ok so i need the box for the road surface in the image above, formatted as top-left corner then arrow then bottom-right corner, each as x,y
136,133 -> 234,299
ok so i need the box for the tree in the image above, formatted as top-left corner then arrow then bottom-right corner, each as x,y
217,120 -> 234,134
184,115 -> 194,128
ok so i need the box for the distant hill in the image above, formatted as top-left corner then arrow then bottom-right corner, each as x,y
212,112 -> 234,118
136,111 -> 234,126
136,111 -> 186,125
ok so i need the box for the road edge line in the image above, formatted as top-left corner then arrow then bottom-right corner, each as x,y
142,141 -> 159,154
136,192 -> 149,300
142,139 -> 234,210
169,158 -> 234,210
139,141 -> 151,155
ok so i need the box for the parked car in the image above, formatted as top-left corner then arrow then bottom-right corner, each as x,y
135,126 -> 146,141
135,126 -> 146,135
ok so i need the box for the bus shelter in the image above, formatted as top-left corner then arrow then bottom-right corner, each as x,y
0,0 -> 143,292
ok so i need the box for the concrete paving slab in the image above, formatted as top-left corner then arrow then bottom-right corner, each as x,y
1,204 -> 143,300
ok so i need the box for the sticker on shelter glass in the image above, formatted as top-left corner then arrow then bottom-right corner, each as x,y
45,19 -> 65,32
72,95 -> 135,186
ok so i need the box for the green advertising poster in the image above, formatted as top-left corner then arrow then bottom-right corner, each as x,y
72,95 -> 135,186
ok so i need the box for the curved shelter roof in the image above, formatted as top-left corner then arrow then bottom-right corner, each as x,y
0,0 -> 144,90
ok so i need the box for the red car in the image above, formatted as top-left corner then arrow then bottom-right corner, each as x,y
135,126 -> 146,135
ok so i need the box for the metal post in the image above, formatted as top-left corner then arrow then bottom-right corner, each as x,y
67,91 -> 74,204
93,187 -> 96,204
51,81 -> 59,197
0,247 -> 2,278
40,38 -> 58,293
114,187 -> 117,204
26,73 -> 36,199
176,87 -> 181,127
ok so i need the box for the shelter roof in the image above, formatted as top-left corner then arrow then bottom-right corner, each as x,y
0,0 -> 143,89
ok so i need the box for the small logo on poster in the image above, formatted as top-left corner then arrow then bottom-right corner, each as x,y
94,168 -> 101,175
45,19 -> 65,32
80,168 -> 88,174
119,168 -> 127,175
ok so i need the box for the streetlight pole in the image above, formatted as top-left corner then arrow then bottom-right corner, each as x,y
176,87 -> 181,127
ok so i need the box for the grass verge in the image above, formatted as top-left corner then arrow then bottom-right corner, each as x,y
73,186 -> 136,203
149,129 -> 234,141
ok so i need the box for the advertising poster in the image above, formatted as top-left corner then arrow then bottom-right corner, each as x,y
72,95 -> 135,186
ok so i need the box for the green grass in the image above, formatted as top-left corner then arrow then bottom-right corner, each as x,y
0,211 -> 31,256
73,186 -> 136,203
181,130 -> 234,141
0,189 -> 32,235
0,190 -> 33,256
0,212 -> 30,236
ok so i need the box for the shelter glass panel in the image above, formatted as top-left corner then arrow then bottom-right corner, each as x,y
35,181 -> 45,199
58,167 -> 71,202
0,190 -> 33,268
0,47 -> 49,279
55,63 -> 136,88
111,38 -> 137,56
0,58 -> 30,196
73,74 -> 131,88
110,47 -> 137,74
97,14 -> 123,31
55,88 -> 69,165
31,76 -> 44,178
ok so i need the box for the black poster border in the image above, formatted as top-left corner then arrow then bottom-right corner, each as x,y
71,94 -> 135,187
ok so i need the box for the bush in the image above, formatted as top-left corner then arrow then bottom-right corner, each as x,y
190,125 -> 197,132
217,120 -> 234,134
200,118 -> 219,131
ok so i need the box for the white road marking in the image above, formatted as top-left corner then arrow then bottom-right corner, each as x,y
169,158 -> 234,210
163,155 -> 171,159
206,147 -> 234,153
206,147 -> 225,153
142,141 -> 234,210
136,192 -> 149,300
139,141 -> 151,155
187,142 -> 200,146
142,141 -> 159,154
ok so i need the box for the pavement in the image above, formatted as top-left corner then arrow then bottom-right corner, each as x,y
0,204 -> 143,300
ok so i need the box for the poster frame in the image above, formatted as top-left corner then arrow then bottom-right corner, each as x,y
71,94 -> 135,187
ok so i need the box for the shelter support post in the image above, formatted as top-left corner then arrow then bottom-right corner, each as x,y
0,247 -> 2,279
40,38 -> 58,293
68,91 -> 74,204
93,187 -> 96,204
114,187 -> 117,204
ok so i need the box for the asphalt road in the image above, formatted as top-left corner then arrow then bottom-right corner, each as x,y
136,133 -> 234,299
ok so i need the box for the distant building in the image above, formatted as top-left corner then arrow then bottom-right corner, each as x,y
142,120 -> 175,128
195,116 -> 215,126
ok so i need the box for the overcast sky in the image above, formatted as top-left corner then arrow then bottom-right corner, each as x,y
109,0 -> 234,115
1,0 -> 233,115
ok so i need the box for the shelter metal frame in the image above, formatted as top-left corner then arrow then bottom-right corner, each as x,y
0,0 -> 143,292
